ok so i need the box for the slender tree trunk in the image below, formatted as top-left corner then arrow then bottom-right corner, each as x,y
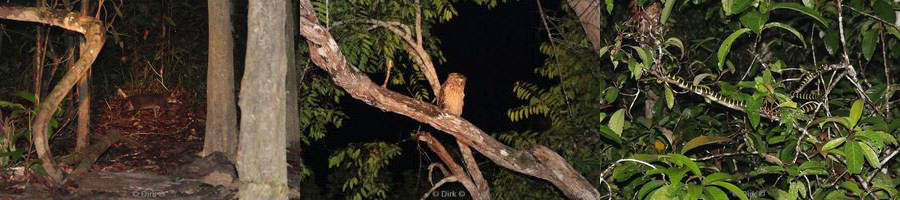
203,0 -> 238,160
75,69 -> 90,153
75,0 -> 92,154
285,0 -> 301,148
237,0 -> 289,199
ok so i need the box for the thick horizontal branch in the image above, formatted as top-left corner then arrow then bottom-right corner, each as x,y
0,6 -> 94,33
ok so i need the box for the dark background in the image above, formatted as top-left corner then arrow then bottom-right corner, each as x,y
306,0 -> 555,191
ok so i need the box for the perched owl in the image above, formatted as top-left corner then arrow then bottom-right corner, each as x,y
439,73 -> 466,116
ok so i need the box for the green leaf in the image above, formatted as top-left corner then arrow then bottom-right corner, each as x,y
850,99 -> 864,128
704,173 -> 735,185
686,184 -> 704,200
764,22 -> 806,47
597,125 -> 624,144
862,29 -> 877,61
638,180 -> 666,200
858,142 -> 882,168
704,186 -> 730,200
681,135 -> 731,154
606,0 -> 614,13
790,181 -> 807,199
628,58 -> 644,80
770,3 -> 829,28
724,0 -> 754,16
711,181 -> 749,200
810,116 -> 852,128
665,37 -> 685,58
668,153 -> 702,177
717,28 -> 752,69
822,137 -> 846,152
605,87 -> 619,103
824,29 -> 840,55
665,85 -> 675,109
609,109 -> 626,136
840,181 -> 862,195
842,141 -> 864,174
740,10 -> 768,34
631,46 -> 652,68
825,190 -> 854,200
660,0 -> 676,25
648,185 -> 678,200
874,0 -> 896,23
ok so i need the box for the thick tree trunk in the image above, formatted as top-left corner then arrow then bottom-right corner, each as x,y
237,0 -> 290,199
203,0 -> 239,160
285,0 -> 301,148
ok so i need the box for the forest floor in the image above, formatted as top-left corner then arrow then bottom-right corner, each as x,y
0,88 -> 302,199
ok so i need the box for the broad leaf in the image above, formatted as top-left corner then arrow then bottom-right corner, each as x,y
764,22 -> 806,47
874,0 -> 896,23
665,37 -> 685,58
681,135 -> 731,154
858,142 -> 882,168
850,99 -> 864,128
597,125 -> 624,144
605,86 -> 619,103
660,0 -> 676,25
686,184 -> 703,200
862,29 -> 877,61
665,85 -> 675,109
609,109 -> 626,136
717,28 -> 752,68
704,186 -> 730,200
668,153 -> 702,176
710,181 -> 749,200
740,10 -> 768,34
843,141 -> 864,174
770,3 -> 829,28
822,137 -> 846,152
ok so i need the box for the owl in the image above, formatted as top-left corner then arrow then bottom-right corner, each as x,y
439,73 -> 466,116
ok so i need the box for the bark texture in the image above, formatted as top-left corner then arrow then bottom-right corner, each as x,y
237,0 -> 290,199
203,0 -> 238,160
296,1 -> 601,199
285,0 -> 301,148
567,0 -> 607,55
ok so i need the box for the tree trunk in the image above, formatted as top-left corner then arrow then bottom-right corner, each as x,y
75,70 -> 90,153
0,6 -> 106,183
75,0 -> 91,153
285,0 -> 301,148
237,0 -> 290,199
203,0 -> 238,160
567,0 -> 608,55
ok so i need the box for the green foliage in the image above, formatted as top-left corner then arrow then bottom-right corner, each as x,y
327,142 -> 402,200
501,0 -> 900,198
0,91 -> 62,169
